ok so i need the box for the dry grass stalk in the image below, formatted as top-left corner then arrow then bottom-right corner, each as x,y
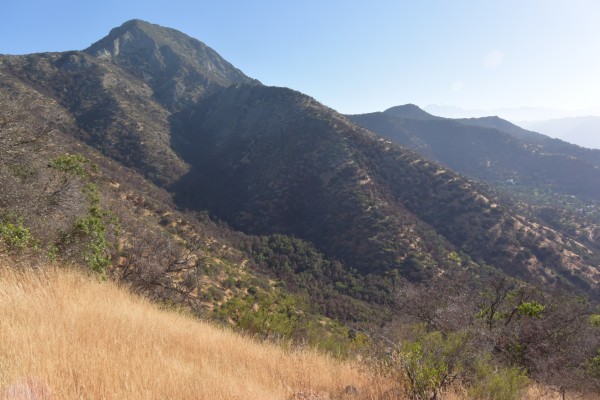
0,264 -> 388,400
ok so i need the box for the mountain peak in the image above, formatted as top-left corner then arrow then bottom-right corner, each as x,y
120,18 -> 152,28
85,19 -> 172,59
84,19 -> 259,108
384,104 -> 440,120
85,19 -> 207,58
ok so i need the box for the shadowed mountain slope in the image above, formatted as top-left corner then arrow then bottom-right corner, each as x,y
171,85 -> 600,291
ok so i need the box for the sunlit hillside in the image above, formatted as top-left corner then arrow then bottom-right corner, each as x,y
0,264 -> 383,400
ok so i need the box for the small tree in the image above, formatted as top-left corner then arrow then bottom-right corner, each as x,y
392,270 -> 600,398
398,326 -> 472,399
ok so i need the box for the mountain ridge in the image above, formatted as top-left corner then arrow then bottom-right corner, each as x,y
383,104 -> 441,120
349,106 -> 600,201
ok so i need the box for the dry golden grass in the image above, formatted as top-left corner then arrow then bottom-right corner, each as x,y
4,262 -> 580,400
0,264 -> 388,400
525,384 -> 600,400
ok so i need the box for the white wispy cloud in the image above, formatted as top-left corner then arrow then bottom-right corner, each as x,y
483,50 -> 503,68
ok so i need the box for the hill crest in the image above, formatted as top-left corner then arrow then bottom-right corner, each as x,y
85,19 -> 259,108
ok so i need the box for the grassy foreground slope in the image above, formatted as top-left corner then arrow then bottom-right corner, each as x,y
0,264 -> 379,400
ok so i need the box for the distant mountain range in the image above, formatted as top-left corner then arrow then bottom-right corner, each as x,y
425,104 -> 600,149
424,104 -> 600,122
520,116 -> 600,150
349,105 -> 600,201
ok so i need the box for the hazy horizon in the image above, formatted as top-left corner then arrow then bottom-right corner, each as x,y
423,104 -> 600,122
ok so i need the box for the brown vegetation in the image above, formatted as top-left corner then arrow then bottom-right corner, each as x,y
0,263 -> 387,400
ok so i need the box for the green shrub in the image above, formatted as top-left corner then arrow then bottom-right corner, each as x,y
516,301 -> 545,318
222,276 -> 236,289
399,327 -> 470,400
0,220 -> 34,250
395,327 -> 528,400
469,358 -> 528,400
56,161 -> 116,278
214,289 -> 363,357
72,206 -> 113,277
9,164 -> 36,179
47,245 -> 59,263
48,154 -> 96,178
83,183 -> 101,204
208,286 -> 225,302
589,351 -> 600,378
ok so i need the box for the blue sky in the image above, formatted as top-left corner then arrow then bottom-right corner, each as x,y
3,0 -> 600,116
